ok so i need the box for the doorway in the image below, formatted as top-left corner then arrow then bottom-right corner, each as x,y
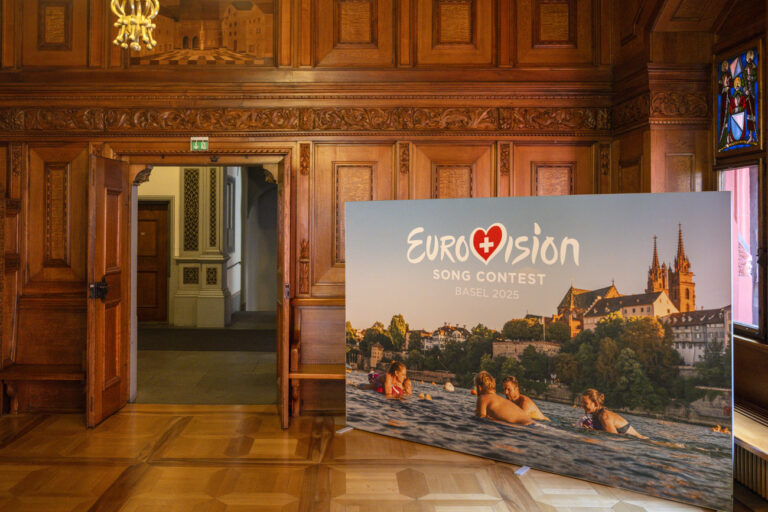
132,164 -> 278,404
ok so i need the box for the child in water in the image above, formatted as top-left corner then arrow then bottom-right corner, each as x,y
503,376 -> 550,421
474,371 -> 534,426
359,361 -> 411,399
579,388 -> 647,439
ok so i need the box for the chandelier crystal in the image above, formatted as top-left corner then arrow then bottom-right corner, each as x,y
111,0 -> 160,52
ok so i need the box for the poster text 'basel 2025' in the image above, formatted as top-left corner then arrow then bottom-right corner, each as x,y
345,193 -> 732,510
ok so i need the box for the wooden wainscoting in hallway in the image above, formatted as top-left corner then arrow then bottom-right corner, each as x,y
0,405 -> 722,511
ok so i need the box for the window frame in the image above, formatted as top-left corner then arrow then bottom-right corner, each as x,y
714,158 -> 767,343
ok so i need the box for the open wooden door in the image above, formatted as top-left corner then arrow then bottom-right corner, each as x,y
86,155 -> 130,427
276,156 -> 291,428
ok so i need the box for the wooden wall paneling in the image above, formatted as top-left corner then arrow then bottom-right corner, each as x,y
497,0 -> 513,66
411,143 -> 493,199
397,141 -> 410,199
295,304 -> 345,365
713,0 -> 765,54
311,144 -> 394,297
511,144 -> 594,196
87,0 -> 106,68
301,380 -> 345,413
4,144 -> 24,368
25,145 -> 88,294
649,127 -> 709,193
299,0 -> 312,66
415,0 -> 494,66
22,0 -> 88,67
297,142 -> 311,298
614,129 -> 649,193
653,0 -> 729,32
1,0 -> 17,68
12,379 -> 84,412
596,142 -> 611,193
315,0 -> 395,67
599,0 -> 611,65
278,0 -> 293,66
516,0 -> 595,66
16,296 -> 84,365
397,0 -> 412,66
0,146 -> 5,367
618,156 -> 642,193
497,142 -> 511,196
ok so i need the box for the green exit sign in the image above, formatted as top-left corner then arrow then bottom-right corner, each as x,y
190,137 -> 209,151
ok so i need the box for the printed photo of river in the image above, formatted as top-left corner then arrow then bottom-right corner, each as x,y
345,194 -> 734,510
346,371 -> 732,510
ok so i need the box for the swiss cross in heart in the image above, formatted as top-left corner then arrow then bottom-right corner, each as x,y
470,223 -> 507,264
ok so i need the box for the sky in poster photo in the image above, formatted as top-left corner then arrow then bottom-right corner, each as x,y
345,193 -> 731,331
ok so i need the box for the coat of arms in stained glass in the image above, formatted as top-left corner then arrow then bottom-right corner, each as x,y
717,47 -> 760,153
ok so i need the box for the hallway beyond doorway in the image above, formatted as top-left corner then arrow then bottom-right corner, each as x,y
137,311 -> 276,404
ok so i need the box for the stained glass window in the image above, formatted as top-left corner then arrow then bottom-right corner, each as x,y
717,46 -> 760,153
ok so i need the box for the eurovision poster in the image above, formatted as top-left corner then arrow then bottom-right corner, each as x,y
345,193 -> 732,510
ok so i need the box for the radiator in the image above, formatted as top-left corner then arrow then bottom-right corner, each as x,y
735,408 -> 768,500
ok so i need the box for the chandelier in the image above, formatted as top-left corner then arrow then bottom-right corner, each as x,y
111,0 -> 160,52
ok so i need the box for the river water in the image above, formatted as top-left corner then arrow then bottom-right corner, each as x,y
346,372 -> 732,511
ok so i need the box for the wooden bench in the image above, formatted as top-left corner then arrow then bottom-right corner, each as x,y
0,365 -> 85,414
288,364 -> 345,417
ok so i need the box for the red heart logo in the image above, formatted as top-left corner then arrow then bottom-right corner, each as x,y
470,223 -> 507,264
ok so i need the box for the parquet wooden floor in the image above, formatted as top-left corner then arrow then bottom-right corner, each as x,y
0,405 -> 718,511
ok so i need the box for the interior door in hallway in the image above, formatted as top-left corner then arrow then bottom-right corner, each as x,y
137,202 -> 169,322
87,155 -> 130,427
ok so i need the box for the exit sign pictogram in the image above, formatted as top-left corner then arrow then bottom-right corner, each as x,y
190,137 -> 209,151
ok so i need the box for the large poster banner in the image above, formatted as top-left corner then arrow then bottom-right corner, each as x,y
345,193 -> 732,510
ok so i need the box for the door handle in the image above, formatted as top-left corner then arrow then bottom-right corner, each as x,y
88,276 -> 109,301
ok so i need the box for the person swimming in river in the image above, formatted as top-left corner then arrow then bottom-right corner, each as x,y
578,388 -> 647,439
358,361 -> 412,399
502,376 -> 550,421
474,371 -> 534,426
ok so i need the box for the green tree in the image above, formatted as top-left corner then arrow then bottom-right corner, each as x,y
389,314 -> 408,351
405,349 -> 425,370
613,347 -> 657,409
595,337 -> 620,390
362,323 -> 394,354
545,321 -> 571,342
471,323 -> 495,338
408,331 -> 423,352
520,345 -> 549,382
594,312 -> 625,340
345,321 -> 357,346
502,319 -> 541,340
553,352 -> 580,385
695,339 -> 731,388
619,317 -> 680,386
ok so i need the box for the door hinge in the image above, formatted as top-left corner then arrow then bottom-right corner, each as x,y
88,276 -> 109,301
284,283 -> 290,300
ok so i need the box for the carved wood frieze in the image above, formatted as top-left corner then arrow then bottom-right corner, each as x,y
9,144 -> 23,175
133,166 -> 153,185
599,143 -> 610,177
613,94 -> 650,130
499,143 -> 510,175
299,239 -> 310,295
649,91 -> 708,121
399,143 -> 409,174
501,108 -> 610,131
299,144 -> 310,176
0,106 -> 611,134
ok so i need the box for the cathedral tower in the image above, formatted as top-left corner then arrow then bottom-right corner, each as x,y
668,225 -> 695,312
646,236 -> 668,293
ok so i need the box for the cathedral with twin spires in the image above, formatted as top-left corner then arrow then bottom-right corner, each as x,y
645,225 -> 696,313
555,225 -> 695,337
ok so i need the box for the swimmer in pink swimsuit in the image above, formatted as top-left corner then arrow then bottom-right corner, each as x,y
359,361 -> 411,399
